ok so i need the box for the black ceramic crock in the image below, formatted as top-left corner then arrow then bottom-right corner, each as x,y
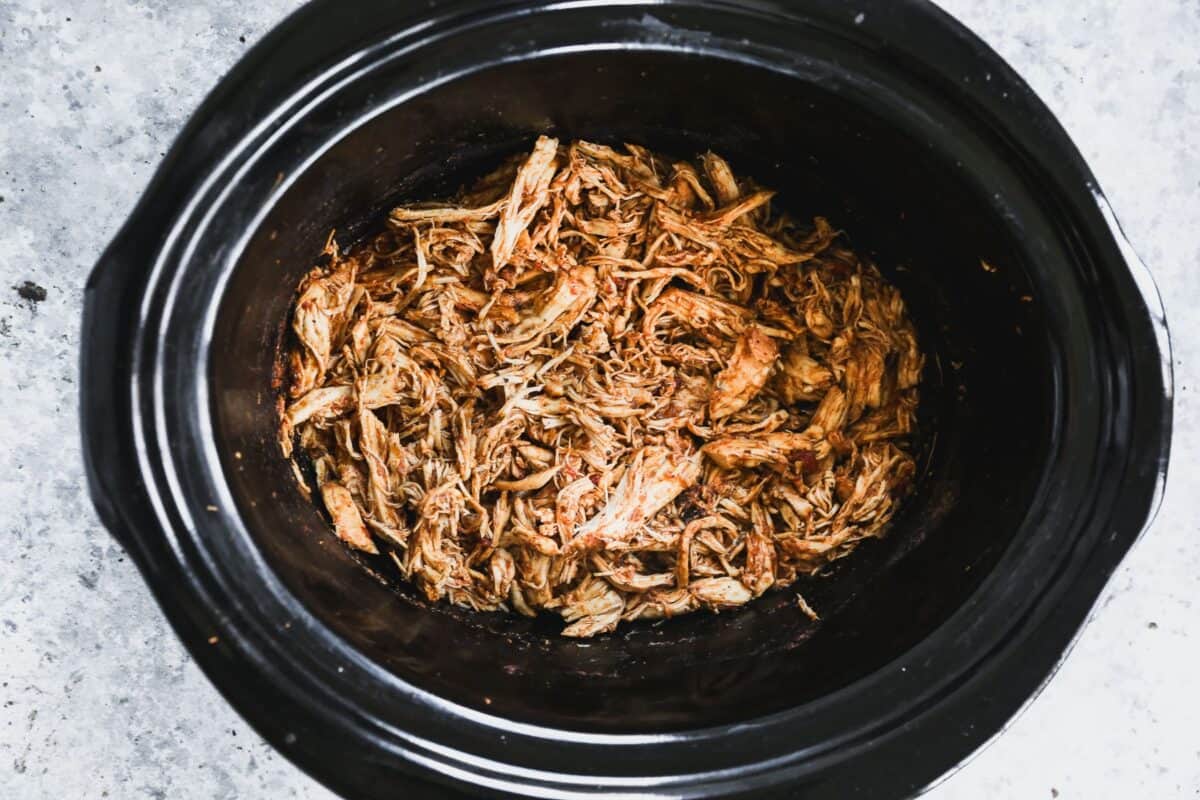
80,1 -> 1172,797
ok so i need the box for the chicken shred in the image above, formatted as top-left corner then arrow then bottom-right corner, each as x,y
710,325 -> 779,419
283,137 -> 922,636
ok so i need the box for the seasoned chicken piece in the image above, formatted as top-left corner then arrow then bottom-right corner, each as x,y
320,482 -> 378,554
372,316 -> 435,345
690,577 -> 753,609
558,577 -> 625,638
491,465 -> 561,492
489,548 -> 517,600
625,587 -> 697,620
839,442 -> 914,526
359,407 -> 404,535
495,266 -> 597,348
555,476 -> 600,544
643,287 -> 753,342
357,336 -> 436,412
851,393 -> 918,443
491,135 -> 559,273
809,386 -> 849,433
404,483 -> 466,601
292,254 -> 357,378
570,447 -> 702,552
389,198 -> 505,224
577,322 -> 610,354
710,325 -> 779,419
515,442 -> 555,468
676,515 -> 739,587
702,190 -> 774,228
443,283 -> 520,325
742,530 -> 777,597
740,504 -> 778,597
574,140 -> 659,184
754,298 -> 806,338
725,223 -> 828,266
796,594 -> 820,621
702,430 -> 829,470
897,332 -> 923,389
592,556 -> 675,593
701,151 -> 740,205
842,342 -> 888,422
285,385 -> 354,426
288,348 -> 323,400
774,342 -> 835,403
669,161 -> 715,210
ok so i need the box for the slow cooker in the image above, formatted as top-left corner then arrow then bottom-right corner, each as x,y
81,1 -> 1172,797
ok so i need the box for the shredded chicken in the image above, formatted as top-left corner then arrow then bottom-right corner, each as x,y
282,137 -> 922,637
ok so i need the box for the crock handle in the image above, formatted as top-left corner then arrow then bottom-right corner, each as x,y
80,233 -> 146,555
1093,191 -> 1173,529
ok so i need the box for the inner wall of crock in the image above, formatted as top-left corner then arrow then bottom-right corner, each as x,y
212,51 -> 1051,731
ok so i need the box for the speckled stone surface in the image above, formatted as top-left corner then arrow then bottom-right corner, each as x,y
0,2 -> 1195,798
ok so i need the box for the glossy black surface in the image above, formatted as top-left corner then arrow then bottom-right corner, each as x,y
81,1 -> 1170,798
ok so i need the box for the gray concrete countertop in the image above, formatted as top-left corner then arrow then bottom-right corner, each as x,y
1,1 -> 1196,798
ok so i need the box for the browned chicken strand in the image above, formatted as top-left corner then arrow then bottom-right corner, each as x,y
281,137 -> 922,637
